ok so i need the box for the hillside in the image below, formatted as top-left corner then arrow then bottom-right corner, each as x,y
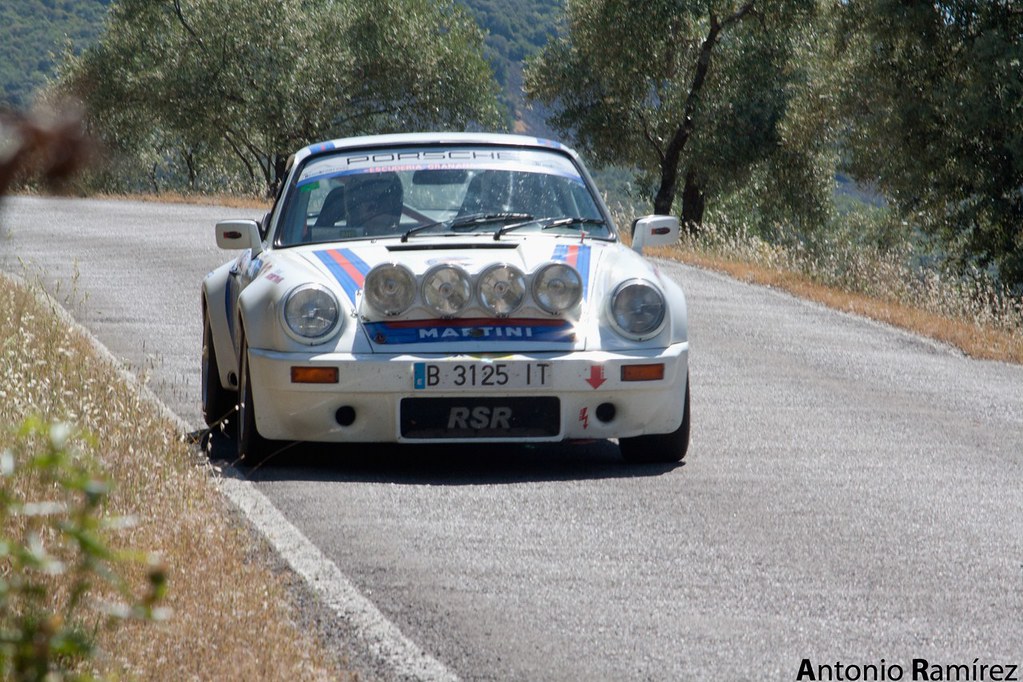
0,0 -> 112,108
457,0 -> 562,133
0,0 -> 559,134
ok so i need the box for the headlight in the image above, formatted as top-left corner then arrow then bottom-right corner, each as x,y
477,264 -> 526,317
422,264 -> 472,317
283,284 -> 341,341
364,263 -> 416,316
532,262 -> 582,315
609,279 -> 665,338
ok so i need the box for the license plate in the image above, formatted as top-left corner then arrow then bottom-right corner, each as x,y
400,397 -> 560,438
413,361 -> 552,390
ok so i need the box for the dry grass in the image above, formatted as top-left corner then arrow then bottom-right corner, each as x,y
13,187 -> 272,210
668,247 -> 1023,364
97,191 -> 272,210
633,218 -> 1023,365
0,272 -> 355,681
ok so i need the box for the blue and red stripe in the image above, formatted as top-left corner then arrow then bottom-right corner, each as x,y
552,244 -> 591,299
314,248 -> 371,304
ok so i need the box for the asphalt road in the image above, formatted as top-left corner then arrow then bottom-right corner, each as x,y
3,196 -> 1021,681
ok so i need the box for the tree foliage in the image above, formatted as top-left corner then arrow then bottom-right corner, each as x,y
524,0 -> 824,235
10,0 -> 1022,289
835,0 -> 1023,289
58,0 -> 502,195
3,0 -> 553,136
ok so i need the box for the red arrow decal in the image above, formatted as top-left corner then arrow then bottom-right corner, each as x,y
586,365 -> 606,389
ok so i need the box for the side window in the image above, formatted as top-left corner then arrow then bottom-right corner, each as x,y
281,188 -> 311,244
566,179 -> 602,219
264,171 -> 291,241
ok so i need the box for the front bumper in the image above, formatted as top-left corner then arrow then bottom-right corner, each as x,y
247,343 -> 688,444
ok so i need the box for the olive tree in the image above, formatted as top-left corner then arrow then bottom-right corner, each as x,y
60,0 -> 502,194
524,0 -> 825,234
835,0 -> 1023,289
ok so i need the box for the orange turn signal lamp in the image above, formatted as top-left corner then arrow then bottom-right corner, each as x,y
620,363 -> 665,382
291,366 -> 339,384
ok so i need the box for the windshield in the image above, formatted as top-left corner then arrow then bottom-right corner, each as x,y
275,145 -> 612,246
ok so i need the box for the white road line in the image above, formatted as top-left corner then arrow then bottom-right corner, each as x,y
216,472 -> 459,682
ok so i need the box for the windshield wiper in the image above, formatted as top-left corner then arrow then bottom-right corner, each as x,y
495,216 -> 605,240
541,217 -> 606,231
451,212 -> 534,231
401,220 -> 444,242
401,212 -> 534,242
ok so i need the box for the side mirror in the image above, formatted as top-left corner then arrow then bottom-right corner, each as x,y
216,219 -> 263,255
630,215 -> 679,255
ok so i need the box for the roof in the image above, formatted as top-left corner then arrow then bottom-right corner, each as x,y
293,132 -> 574,165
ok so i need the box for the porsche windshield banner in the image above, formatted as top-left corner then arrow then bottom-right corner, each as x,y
297,146 -> 584,188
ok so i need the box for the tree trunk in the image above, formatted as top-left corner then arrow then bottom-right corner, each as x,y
272,154 -> 289,196
184,149 -> 196,189
653,146 -> 683,215
647,2 -> 756,223
681,170 -> 705,235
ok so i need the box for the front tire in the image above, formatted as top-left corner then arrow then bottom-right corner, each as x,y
237,334 -> 271,466
201,313 -> 237,432
619,376 -> 691,464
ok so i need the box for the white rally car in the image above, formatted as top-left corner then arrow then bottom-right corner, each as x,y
202,133 -> 690,464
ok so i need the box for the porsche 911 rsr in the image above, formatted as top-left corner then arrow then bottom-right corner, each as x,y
201,133 -> 690,464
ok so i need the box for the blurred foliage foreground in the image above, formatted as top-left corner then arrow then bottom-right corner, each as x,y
0,420 -> 168,682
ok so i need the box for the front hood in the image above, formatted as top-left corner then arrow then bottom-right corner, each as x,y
297,235 -> 615,353
302,237 -> 598,302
